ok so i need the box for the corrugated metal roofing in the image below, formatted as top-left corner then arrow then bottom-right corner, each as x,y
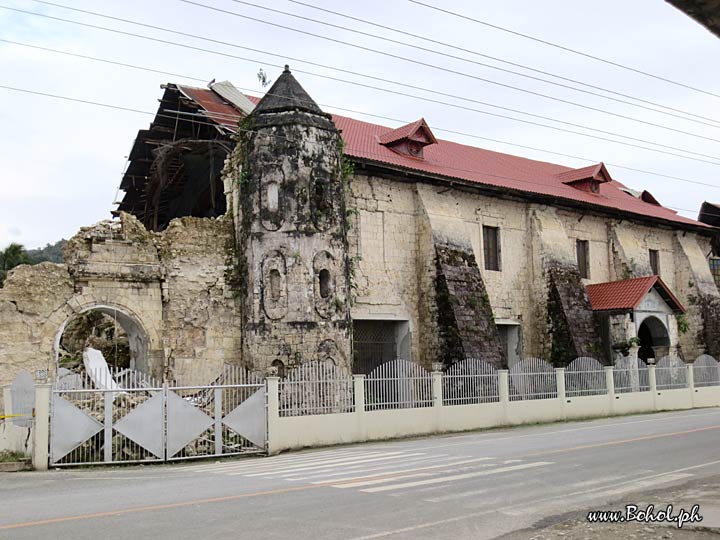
177,85 -> 243,129
586,276 -> 685,312
184,86 -> 708,229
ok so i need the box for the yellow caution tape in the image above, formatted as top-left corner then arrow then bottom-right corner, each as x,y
0,414 -> 28,420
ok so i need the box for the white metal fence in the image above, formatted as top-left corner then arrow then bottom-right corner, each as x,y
656,355 -> 688,390
565,357 -> 607,397
613,357 -> 650,393
443,358 -> 500,405
50,365 -> 266,466
509,358 -> 558,401
279,361 -> 354,416
692,355 -> 720,387
364,359 -> 433,410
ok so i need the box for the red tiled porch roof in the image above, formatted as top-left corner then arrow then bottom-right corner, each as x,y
586,276 -> 685,313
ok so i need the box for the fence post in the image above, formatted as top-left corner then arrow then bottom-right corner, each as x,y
32,383 -> 52,471
353,375 -> 365,414
555,368 -> 566,420
214,387 -> 223,456
687,363 -> 695,408
266,377 -> 281,456
605,366 -> 615,413
498,369 -> 509,424
104,392 -> 113,463
648,365 -> 658,411
432,371 -> 443,409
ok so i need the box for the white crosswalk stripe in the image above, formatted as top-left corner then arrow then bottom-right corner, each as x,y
176,448 -> 554,497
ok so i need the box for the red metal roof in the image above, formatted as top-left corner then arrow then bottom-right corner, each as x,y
586,276 -> 685,312
333,114 -> 708,229
193,88 -> 708,229
177,85 -> 242,129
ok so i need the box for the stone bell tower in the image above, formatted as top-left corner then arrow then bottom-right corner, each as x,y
232,66 -> 351,371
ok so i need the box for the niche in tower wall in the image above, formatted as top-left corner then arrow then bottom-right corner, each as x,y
261,179 -> 284,231
313,250 -> 336,319
262,251 -> 288,320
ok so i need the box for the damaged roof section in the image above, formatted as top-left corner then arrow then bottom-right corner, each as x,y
116,81 -> 252,231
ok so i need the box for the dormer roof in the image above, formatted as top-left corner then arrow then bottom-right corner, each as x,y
378,118 -> 437,158
556,162 -> 612,185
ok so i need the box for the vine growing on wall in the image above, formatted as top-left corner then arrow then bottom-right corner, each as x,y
676,313 -> 689,334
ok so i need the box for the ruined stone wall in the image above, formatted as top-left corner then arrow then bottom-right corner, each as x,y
155,216 -> 243,384
0,212 -> 243,391
0,263 -> 73,393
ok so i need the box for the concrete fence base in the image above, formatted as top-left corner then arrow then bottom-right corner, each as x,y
27,366 -> 720,467
266,365 -> 720,455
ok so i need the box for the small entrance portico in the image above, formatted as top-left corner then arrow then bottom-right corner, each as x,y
586,276 -> 686,363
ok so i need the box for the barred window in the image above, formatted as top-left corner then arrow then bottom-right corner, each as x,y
710,257 -> 720,290
649,249 -> 660,275
576,239 -> 590,279
483,226 -> 501,271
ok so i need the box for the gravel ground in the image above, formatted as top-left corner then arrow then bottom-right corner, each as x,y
503,475 -> 720,539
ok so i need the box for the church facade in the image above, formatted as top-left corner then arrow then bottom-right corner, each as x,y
1,67 -> 718,388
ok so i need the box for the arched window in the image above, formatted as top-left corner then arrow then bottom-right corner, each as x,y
272,359 -> 286,378
269,269 -> 281,300
319,269 -> 332,298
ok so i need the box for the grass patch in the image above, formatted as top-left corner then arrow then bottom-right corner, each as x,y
0,450 -> 27,462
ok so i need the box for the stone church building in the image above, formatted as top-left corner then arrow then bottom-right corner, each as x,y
1,67 -> 719,387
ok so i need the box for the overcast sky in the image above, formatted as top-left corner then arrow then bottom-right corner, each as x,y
1,0 -> 719,250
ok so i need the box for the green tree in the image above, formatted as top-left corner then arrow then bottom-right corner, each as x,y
0,243 -> 32,286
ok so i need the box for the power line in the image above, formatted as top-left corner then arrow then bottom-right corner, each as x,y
3,37 -> 714,191
177,0 -> 720,145
4,6 -> 720,166
225,0 -> 720,129
0,82 -> 715,222
23,0 -> 720,143
408,0 -> 720,100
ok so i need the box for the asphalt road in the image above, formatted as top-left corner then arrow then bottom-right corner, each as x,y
1,408 -> 719,540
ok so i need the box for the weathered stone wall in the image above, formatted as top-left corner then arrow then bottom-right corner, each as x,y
348,174 -> 714,365
0,263 -> 73,393
233,105 -> 351,372
0,212 -> 243,391
155,216 -> 243,384
674,233 -> 720,358
349,174 -> 422,360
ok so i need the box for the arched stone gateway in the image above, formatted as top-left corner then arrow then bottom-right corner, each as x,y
52,302 -> 161,377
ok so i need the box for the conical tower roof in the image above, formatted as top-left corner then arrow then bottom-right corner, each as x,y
254,65 -> 324,116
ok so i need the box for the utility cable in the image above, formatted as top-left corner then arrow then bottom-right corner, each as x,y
2,6 -> 719,165
284,0 -> 720,127
176,0 -> 720,144
216,0 -> 720,129
408,0 -> 720,100
0,82 -> 716,222
2,37 -> 713,190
